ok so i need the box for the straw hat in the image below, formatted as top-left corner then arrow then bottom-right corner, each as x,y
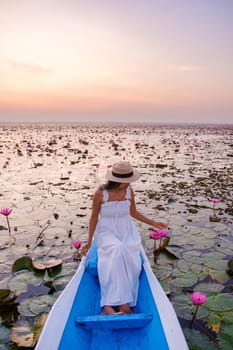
105,161 -> 140,183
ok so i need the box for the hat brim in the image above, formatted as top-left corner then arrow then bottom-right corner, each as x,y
105,169 -> 140,183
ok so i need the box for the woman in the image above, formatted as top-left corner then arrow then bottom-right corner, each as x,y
82,161 -> 167,315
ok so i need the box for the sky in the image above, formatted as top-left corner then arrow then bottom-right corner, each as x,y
0,0 -> 233,124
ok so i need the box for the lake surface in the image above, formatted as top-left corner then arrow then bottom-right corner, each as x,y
0,123 -> 232,349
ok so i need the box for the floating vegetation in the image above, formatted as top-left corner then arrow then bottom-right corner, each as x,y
0,123 -> 233,349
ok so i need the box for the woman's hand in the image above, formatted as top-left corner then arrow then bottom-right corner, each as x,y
153,221 -> 168,230
81,242 -> 91,256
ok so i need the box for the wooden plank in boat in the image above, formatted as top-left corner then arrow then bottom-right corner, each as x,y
75,313 -> 153,330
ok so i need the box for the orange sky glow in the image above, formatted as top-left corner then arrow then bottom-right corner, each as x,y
0,0 -> 232,123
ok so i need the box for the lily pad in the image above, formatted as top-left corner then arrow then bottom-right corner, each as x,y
10,319 -> 35,347
183,251 -> 202,264
190,263 -> 204,274
172,271 -> 198,288
0,324 -> 9,344
163,247 -> 180,259
0,290 -> 10,301
206,312 -> 222,333
53,275 -> 74,291
12,256 -> 33,273
18,294 -> 56,317
33,313 -> 48,345
218,323 -> 233,350
172,294 -> 193,320
215,241 -> 233,256
202,229 -> 217,239
208,269 -> 229,284
32,258 -> 62,277
33,258 -> 62,271
226,259 -> 233,276
205,294 -> 233,312
8,271 -> 42,293
153,265 -> 173,280
175,294 -> 209,319
194,282 -> 224,294
183,328 -> 218,350
177,259 -> 190,273
167,198 -> 176,205
221,311 -> 233,324
0,289 -> 17,306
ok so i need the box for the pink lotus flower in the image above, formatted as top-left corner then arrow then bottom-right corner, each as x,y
73,241 -> 82,250
72,241 -> 82,261
0,208 -> 12,216
190,291 -> 207,328
0,208 -> 13,237
190,291 -> 207,305
149,229 -> 169,263
209,198 -> 220,218
210,198 -> 220,204
149,229 -> 169,240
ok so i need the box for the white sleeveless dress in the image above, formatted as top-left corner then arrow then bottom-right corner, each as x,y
94,186 -> 142,308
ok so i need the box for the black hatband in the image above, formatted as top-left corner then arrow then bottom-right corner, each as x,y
112,171 -> 133,178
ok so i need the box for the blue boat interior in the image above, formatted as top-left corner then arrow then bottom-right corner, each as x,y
58,244 -> 169,350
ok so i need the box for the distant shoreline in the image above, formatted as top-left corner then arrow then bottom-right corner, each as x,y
0,121 -> 232,128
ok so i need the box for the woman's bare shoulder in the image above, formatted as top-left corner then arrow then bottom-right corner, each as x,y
93,187 -> 103,200
129,185 -> 135,196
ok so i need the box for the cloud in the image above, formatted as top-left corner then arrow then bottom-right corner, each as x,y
162,64 -> 201,72
6,59 -> 53,74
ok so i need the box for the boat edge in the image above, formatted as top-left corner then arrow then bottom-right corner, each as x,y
35,257 -> 87,350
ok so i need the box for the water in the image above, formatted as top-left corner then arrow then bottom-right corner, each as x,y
0,123 -> 233,349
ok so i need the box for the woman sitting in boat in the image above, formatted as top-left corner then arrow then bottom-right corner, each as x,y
82,161 -> 167,315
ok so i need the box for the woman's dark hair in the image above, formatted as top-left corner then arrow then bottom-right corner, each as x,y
101,181 -> 122,190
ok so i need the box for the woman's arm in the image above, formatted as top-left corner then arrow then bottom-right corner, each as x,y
81,189 -> 102,256
130,187 -> 168,229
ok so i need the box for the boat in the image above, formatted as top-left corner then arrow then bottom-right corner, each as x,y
35,243 -> 189,349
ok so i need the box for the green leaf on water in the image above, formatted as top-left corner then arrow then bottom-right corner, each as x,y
183,328 -> 218,350
172,271 -> 198,288
8,271 -> 42,293
172,294 -> 193,320
153,265 -> 173,280
206,312 -> 222,333
218,323 -> 233,350
163,246 -> 180,259
227,259 -> 233,276
205,294 -> 233,312
221,311 -> 233,324
208,269 -> 229,284
194,282 -> 224,294
177,259 -> 190,273
12,256 -> 33,273
168,198 -> 176,205
173,294 -> 209,320
0,289 -> 17,306
183,251 -> 202,264
18,294 -> 56,317
201,253 -> 227,270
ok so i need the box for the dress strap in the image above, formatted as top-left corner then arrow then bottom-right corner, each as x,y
103,189 -> 109,202
125,186 -> 131,200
